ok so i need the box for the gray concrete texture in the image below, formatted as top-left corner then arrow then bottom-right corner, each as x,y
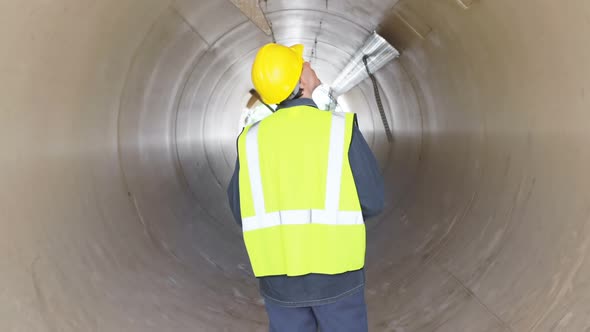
1,0 -> 589,331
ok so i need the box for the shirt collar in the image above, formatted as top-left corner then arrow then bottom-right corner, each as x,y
276,98 -> 318,111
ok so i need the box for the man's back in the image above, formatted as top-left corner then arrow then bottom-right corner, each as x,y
237,104 -> 365,277
228,98 -> 384,308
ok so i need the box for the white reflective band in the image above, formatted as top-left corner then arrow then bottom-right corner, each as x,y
245,122 -> 266,220
324,114 -> 347,218
242,210 -> 363,232
244,113 -> 352,232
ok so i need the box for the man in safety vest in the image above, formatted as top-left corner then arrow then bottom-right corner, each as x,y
227,43 -> 384,332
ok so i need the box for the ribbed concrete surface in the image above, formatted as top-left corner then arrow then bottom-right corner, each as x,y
1,0 -> 589,331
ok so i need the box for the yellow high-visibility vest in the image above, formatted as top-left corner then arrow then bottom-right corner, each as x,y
238,105 -> 365,277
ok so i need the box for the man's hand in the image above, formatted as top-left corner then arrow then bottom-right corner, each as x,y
300,62 -> 322,99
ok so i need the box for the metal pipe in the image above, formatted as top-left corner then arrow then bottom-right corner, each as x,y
1,0 -> 589,330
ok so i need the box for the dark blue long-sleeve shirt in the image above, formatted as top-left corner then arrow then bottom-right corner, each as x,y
227,98 -> 384,307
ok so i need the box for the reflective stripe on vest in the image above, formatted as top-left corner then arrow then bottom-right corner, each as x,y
243,113 -> 363,232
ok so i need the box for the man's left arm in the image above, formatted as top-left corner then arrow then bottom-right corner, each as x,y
348,119 -> 385,219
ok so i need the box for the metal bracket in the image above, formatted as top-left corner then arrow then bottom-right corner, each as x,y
228,0 -> 274,37
456,0 -> 475,9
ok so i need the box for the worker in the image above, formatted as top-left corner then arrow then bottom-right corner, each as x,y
227,43 -> 384,332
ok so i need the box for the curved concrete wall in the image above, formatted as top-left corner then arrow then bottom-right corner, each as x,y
1,0 -> 589,331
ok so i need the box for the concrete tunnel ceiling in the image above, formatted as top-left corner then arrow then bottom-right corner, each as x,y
1,0 -> 590,330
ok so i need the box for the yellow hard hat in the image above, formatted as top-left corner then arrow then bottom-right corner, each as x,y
251,43 -> 304,105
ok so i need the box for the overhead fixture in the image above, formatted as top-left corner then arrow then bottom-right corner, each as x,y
312,32 -> 399,141
331,31 -> 400,97
314,31 -> 400,111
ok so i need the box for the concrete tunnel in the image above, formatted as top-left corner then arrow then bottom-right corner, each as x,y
2,0 -> 590,330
